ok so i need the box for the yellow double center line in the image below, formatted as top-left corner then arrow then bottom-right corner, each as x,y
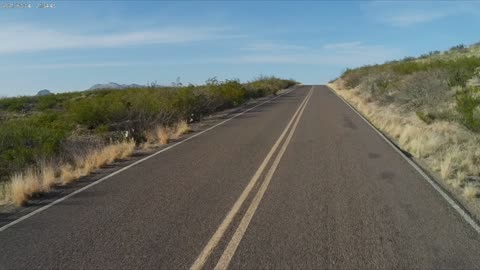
191,87 -> 314,270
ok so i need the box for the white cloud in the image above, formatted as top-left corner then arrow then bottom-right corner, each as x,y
365,1 -> 480,27
385,12 -> 447,27
241,42 -> 307,51
0,25 -> 233,53
22,62 -> 136,69
323,41 -> 362,50
225,41 -> 402,67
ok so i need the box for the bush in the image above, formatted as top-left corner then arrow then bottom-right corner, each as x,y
0,96 -> 36,112
246,76 -> 297,96
341,68 -> 370,89
171,86 -> 205,120
67,93 -> 129,128
416,111 -> 435,124
205,78 -> 247,110
456,86 -> 480,131
0,76 -> 297,182
393,69 -> 451,110
0,113 -> 72,181
450,44 -> 467,52
36,94 -> 59,111
357,72 -> 398,104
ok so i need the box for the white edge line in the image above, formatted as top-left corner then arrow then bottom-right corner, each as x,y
326,86 -> 480,234
0,89 -> 293,233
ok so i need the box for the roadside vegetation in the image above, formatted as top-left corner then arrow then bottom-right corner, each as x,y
329,42 -> 480,204
0,76 -> 297,206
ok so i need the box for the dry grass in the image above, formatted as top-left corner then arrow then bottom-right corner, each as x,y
329,80 -> 480,203
9,168 -> 45,206
59,140 -> 135,185
59,164 -> 77,185
143,120 -> 191,148
464,185 -> 480,200
1,120 -> 191,207
144,126 -> 171,147
40,162 -> 56,192
159,127 -> 171,145
173,120 -> 192,139
3,140 -> 135,206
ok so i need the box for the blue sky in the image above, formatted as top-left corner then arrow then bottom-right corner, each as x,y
1,1 -> 480,96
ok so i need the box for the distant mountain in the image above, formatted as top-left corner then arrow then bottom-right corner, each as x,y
37,89 -> 53,96
89,82 -> 144,90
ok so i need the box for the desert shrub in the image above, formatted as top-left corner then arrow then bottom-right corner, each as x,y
416,111 -> 435,124
467,67 -> 480,87
450,44 -> 468,52
246,76 -> 297,96
67,92 -> 130,128
123,89 -> 173,122
456,86 -> 480,132
391,70 -> 451,110
204,78 -> 247,110
357,72 -> 398,104
443,57 -> 480,87
0,96 -> 36,112
0,76 -> 297,183
0,113 -> 72,181
169,86 -> 201,120
341,68 -> 370,89
447,68 -> 472,87
391,61 -> 426,75
36,94 -> 59,111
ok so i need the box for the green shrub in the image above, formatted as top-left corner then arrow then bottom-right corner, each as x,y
358,72 -> 398,104
0,113 -> 72,181
456,86 -> 480,131
416,111 -> 435,124
171,86 -> 200,119
67,92 -> 129,128
213,80 -> 246,107
0,96 -> 36,112
393,69 -> 451,110
0,76 -> 297,181
36,94 -> 59,111
341,68 -> 370,89
246,76 -> 296,96
337,44 -> 480,132
450,44 -> 467,52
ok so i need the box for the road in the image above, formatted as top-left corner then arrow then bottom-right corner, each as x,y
1,85 -> 479,269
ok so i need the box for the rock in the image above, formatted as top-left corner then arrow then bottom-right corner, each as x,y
89,82 -> 144,90
37,89 -> 52,96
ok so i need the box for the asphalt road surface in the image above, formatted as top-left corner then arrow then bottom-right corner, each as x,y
1,86 -> 479,269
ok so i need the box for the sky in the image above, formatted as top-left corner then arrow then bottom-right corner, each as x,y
1,1 -> 480,96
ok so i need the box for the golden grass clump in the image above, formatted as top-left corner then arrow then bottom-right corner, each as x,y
4,140 -> 136,206
143,120 -> 191,148
2,121 -> 191,206
59,164 -> 77,185
464,185 -> 480,200
9,169 -> 43,206
40,162 -> 56,192
173,120 -> 192,139
61,140 -> 136,183
159,127 -> 171,145
144,126 -> 171,146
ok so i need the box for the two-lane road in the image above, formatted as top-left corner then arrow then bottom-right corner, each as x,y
1,86 -> 479,269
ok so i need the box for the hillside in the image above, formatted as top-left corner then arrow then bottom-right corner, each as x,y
329,43 -> 480,208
